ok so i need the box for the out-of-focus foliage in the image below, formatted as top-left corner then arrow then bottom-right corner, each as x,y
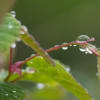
13,1 -> 100,99
0,82 -> 24,100
26,85 -> 66,100
0,13 -> 21,54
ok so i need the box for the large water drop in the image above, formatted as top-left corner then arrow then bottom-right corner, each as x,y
77,35 -> 90,41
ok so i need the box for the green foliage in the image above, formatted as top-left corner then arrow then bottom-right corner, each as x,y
0,82 -> 24,100
29,85 -> 66,100
0,2 -> 96,100
13,56 -> 92,100
0,13 -> 21,53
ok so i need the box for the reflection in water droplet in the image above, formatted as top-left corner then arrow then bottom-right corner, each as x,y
79,47 -> 93,54
73,45 -> 77,47
77,35 -> 90,41
62,47 -> 68,50
65,67 -> 70,72
79,48 -> 86,52
25,67 -> 35,74
37,83 -> 45,89
11,11 -> 16,18
11,43 -> 16,48
20,31 -> 25,34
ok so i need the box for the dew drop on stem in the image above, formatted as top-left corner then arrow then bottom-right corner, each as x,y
77,35 -> 90,41
62,47 -> 68,50
79,48 -> 86,52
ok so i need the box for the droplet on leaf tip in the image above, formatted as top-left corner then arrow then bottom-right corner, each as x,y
62,47 -> 68,50
79,48 -> 86,52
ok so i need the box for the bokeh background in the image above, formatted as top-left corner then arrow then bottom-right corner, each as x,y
12,0 -> 100,100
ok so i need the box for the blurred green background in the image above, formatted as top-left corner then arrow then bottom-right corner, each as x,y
12,0 -> 100,100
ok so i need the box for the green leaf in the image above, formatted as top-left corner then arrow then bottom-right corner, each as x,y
16,56 -> 93,100
0,82 -> 25,100
0,13 -> 21,53
29,84 -> 66,100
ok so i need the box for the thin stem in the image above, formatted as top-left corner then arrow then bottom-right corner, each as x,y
9,47 -> 13,72
5,37 -> 96,82
23,38 -> 95,64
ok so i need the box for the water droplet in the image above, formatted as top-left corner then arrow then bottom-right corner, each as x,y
21,25 -> 28,32
79,47 -> 93,54
77,35 -> 90,41
65,67 -> 70,72
79,48 -> 86,52
5,94 -> 8,96
37,83 -> 45,89
73,45 -> 77,47
8,25 -> 13,29
96,73 -> 98,76
11,11 -> 16,18
85,48 -> 93,54
12,91 -> 16,93
62,47 -> 68,50
14,96 -> 17,98
25,67 -> 35,74
11,43 -> 16,48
